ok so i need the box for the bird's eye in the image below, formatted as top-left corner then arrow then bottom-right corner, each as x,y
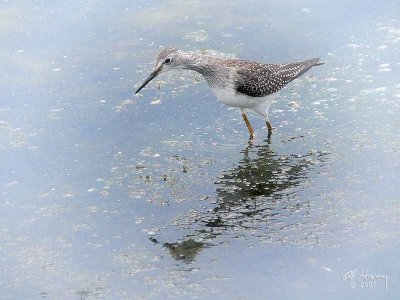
164,57 -> 171,64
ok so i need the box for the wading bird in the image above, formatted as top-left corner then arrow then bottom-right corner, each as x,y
135,47 -> 323,139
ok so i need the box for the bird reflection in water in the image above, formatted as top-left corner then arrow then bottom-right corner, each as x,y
206,140 -> 328,232
160,139 -> 328,262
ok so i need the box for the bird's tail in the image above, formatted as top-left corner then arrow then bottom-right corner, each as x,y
306,57 -> 324,67
311,57 -> 324,66
281,57 -> 324,82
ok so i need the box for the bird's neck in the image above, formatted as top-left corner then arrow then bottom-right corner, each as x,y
180,51 -> 231,89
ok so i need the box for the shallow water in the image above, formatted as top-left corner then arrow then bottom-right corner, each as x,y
1,1 -> 400,299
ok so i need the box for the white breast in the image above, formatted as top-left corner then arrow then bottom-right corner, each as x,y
211,86 -> 275,110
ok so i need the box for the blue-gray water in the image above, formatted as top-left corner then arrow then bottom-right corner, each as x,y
1,1 -> 400,299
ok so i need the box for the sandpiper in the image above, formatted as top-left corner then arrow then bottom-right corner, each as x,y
135,47 -> 323,139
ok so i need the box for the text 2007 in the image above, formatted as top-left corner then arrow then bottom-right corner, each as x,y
360,281 -> 377,288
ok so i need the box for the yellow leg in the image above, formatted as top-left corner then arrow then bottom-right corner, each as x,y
242,113 -> 254,138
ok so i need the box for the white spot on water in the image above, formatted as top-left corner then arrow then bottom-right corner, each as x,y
347,43 -> 360,49
5,181 -> 18,187
322,267 -> 332,272
361,87 -> 387,94
150,99 -> 161,105
184,30 -> 208,42
325,77 -> 338,82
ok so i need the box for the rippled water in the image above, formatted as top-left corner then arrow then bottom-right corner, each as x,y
1,1 -> 400,299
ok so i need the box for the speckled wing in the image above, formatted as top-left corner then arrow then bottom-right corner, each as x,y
235,58 -> 322,97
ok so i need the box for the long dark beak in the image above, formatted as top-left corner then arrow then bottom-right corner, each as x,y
135,67 -> 161,94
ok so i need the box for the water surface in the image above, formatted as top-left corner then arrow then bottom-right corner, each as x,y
1,1 -> 400,299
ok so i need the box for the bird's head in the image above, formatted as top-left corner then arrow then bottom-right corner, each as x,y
135,47 -> 182,94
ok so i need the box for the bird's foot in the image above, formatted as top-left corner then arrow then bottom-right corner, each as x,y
267,127 -> 275,139
265,121 -> 275,133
